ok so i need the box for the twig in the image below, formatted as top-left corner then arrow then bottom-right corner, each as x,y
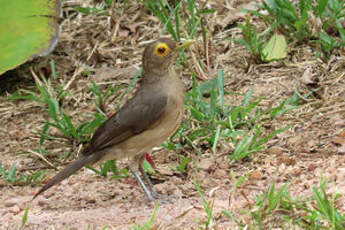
28,149 -> 57,170
63,66 -> 84,91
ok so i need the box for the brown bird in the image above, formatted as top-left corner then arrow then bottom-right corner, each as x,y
33,38 -> 194,201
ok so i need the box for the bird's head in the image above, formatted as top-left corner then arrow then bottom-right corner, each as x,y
142,38 -> 194,76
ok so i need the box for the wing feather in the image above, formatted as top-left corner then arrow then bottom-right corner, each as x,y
82,85 -> 167,156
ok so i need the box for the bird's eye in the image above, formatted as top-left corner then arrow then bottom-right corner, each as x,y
154,43 -> 170,57
158,47 -> 166,54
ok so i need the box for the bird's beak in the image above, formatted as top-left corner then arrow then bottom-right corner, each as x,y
175,40 -> 195,51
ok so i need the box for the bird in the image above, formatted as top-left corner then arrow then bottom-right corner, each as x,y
33,38 -> 194,202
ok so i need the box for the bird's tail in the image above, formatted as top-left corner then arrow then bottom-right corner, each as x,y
33,153 -> 103,199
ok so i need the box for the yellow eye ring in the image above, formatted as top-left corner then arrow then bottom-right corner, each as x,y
154,43 -> 170,57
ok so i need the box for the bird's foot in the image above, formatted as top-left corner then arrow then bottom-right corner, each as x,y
151,191 -> 173,204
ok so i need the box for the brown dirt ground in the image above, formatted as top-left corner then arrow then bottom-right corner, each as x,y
1,0 -> 345,229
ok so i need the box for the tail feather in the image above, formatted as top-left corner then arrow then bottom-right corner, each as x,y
33,153 -> 102,199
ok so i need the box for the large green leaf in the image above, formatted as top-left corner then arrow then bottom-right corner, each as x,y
0,0 -> 61,75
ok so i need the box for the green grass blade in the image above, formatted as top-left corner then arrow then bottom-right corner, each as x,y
8,162 -> 17,182
0,164 -> 7,178
212,125 -> 221,154
61,111 -> 78,138
217,69 -> 225,112
194,179 -> 212,227
20,204 -> 30,230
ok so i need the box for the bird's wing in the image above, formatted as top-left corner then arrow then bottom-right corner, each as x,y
82,86 -> 168,156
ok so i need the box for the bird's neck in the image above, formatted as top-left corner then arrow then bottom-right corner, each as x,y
140,67 -> 184,103
140,66 -> 176,85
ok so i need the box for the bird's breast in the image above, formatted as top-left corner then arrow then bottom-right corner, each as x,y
114,73 -> 185,157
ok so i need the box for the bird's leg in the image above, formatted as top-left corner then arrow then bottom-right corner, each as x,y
129,154 -> 155,202
139,154 -> 172,204
139,162 -> 159,198
139,153 -> 162,198
130,170 -> 155,202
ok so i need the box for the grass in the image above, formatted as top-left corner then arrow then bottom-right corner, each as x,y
20,204 -> 30,230
0,162 -> 45,185
89,80 -> 123,114
237,0 -> 345,61
7,66 -> 143,150
165,69 -> 298,163
86,159 -> 129,178
7,68 -> 138,139
223,179 -> 345,229
195,179 -> 214,228
175,156 -> 192,174
130,202 -> 159,230
7,74 -> 106,145
0,162 -> 18,183
141,0 -> 214,41
141,0 -> 213,75
235,14 -> 267,63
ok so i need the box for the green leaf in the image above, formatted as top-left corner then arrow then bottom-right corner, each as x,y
0,0 -> 61,75
262,34 -> 287,62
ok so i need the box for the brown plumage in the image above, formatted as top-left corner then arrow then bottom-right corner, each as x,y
33,38 -> 194,201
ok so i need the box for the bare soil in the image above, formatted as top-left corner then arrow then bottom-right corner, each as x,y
1,0 -> 345,229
